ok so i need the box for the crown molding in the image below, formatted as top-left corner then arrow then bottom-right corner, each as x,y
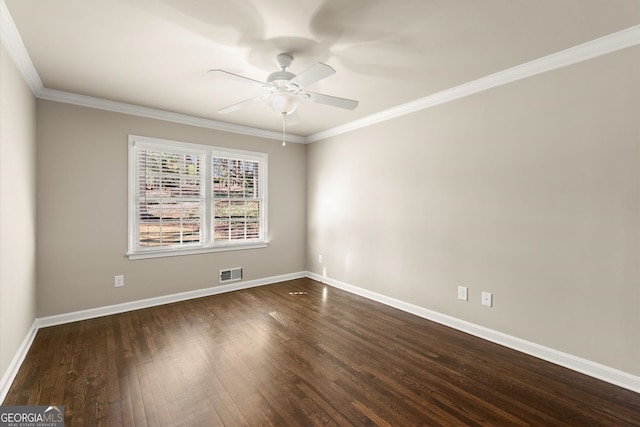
38,88 -> 307,144
0,0 -> 43,94
0,0 -> 304,144
306,24 -> 640,143
2,0 -> 638,145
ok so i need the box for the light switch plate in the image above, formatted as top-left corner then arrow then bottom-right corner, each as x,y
457,286 -> 468,301
114,275 -> 124,288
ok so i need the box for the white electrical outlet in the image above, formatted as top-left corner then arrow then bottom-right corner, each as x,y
318,254 -> 323,264
457,286 -> 468,301
481,291 -> 492,307
114,275 -> 125,288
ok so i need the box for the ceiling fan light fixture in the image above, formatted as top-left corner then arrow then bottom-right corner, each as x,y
268,91 -> 298,115
214,53 -> 358,119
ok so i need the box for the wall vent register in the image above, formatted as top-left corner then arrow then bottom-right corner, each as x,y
220,267 -> 243,283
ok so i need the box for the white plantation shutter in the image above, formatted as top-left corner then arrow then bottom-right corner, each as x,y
213,157 -> 263,242
128,135 -> 267,259
134,146 -> 204,249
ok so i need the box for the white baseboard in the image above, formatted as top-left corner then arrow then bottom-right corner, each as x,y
3,270 -> 637,403
307,272 -> 640,394
0,319 -> 38,403
1,271 -> 307,401
37,271 -> 306,328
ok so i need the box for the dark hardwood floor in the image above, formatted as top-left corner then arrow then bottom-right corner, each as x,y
4,278 -> 640,426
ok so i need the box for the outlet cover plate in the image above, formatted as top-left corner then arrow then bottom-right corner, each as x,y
482,291 -> 492,307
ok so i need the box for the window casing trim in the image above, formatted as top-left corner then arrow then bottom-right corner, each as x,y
127,135 -> 268,259
126,242 -> 268,260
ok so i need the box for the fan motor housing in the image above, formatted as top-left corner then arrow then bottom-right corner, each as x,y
267,70 -> 295,87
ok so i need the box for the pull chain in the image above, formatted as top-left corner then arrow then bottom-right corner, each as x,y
281,113 -> 287,147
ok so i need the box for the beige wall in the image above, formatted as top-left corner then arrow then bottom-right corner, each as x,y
0,44 -> 37,380
3,32 -> 638,388
307,46 -> 640,376
36,100 -> 306,316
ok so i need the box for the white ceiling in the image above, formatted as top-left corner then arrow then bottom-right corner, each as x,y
3,0 -> 639,140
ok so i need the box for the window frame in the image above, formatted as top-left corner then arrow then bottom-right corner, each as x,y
127,135 -> 268,260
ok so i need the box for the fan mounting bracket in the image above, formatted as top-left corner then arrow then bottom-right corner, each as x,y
276,53 -> 293,70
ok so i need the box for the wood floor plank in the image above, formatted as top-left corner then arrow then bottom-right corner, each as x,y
3,278 -> 640,426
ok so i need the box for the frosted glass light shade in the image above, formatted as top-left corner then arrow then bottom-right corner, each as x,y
268,92 -> 298,115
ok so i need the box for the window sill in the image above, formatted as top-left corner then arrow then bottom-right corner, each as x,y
127,242 -> 268,260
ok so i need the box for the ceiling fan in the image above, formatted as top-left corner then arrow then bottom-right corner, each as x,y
210,53 -> 358,124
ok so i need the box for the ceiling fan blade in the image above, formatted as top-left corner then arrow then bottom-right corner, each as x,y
218,93 -> 270,114
303,91 -> 359,110
209,69 -> 269,88
288,62 -> 335,89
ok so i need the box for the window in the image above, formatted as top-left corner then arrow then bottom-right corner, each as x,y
128,135 -> 267,259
